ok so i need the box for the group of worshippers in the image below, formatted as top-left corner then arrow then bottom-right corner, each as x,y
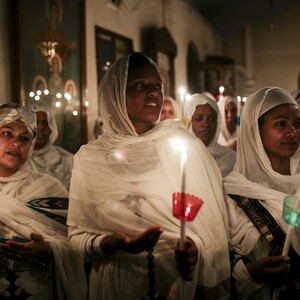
0,51 -> 299,300
161,90 -> 238,177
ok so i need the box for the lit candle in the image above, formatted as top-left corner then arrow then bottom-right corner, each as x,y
170,138 -> 188,247
179,87 -> 185,119
180,150 -> 187,248
219,86 -> 224,101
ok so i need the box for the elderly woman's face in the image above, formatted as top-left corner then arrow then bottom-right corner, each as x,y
126,63 -> 163,134
0,121 -> 32,176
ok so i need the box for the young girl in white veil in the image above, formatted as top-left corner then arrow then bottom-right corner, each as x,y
224,87 -> 300,299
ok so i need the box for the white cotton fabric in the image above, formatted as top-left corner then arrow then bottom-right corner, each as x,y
185,93 -> 236,177
29,103 -> 74,190
0,103 -> 86,299
217,95 -> 238,147
68,53 -> 231,300
0,169 -> 87,300
230,86 -> 300,193
223,87 -> 300,299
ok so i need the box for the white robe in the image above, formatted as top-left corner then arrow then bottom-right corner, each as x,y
29,103 -> 74,190
224,87 -> 300,299
0,167 -> 87,300
67,53 -> 231,300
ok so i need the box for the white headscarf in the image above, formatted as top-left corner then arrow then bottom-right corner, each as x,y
99,53 -> 160,136
233,86 -> 300,193
68,53 -> 231,298
0,104 -> 87,299
162,96 -> 181,119
30,103 -> 58,155
223,87 -> 300,255
185,93 -> 235,177
29,103 -> 73,190
0,103 -> 37,184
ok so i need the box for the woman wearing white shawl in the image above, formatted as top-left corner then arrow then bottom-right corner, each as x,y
217,95 -> 238,150
67,53 -> 230,299
0,103 -> 87,299
29,103 -> 73,190
223,87 -> 300,299
185,93 -> 236,177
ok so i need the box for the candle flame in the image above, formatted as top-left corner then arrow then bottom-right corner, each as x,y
169,138 -> 187,154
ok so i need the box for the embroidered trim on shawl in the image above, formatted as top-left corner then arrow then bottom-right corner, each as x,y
229,194 -> 284,255
229,194 -> 300,298
27,197 -> 68,209
27,197 -> 68,225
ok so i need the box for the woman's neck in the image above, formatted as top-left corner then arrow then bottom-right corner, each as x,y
270,158 -> 291,175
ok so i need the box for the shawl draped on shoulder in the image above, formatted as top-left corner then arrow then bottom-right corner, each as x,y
0,166 -> 87,300
224,87 -> 300,256
68,53 -> 230,299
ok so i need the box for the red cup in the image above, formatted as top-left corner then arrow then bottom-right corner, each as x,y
172,192 -> 203,221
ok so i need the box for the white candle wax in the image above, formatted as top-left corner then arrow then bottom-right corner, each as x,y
180,152 -> 187,248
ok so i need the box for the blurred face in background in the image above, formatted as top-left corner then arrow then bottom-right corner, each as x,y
35,111 -> 51,150
160,100 -> 175,121
224,102 -> 237,134
191,104 -> 218,146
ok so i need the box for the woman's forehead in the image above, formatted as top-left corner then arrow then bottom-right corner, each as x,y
262,103 -> 300,118
2,121 -> 31,133
127,63 -> 160,80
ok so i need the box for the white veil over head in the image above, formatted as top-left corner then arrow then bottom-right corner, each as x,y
218,95 -> 238,142
235,86 -> 300,194
0,103 -> 37,181
162,96 -> 180,119
30,102 -> 58,152
185,93 -> 220,148
98,52 -> 160,136
185,93 -> 236,177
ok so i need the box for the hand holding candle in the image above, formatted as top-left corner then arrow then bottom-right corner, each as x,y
272,192 -> 300,300
170,138 -> 204,248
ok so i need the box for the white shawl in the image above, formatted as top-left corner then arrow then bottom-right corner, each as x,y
68,53 -> 230,299
224,86 -> 300,255
29,103 -> 74,190
0,166 -> 87,299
